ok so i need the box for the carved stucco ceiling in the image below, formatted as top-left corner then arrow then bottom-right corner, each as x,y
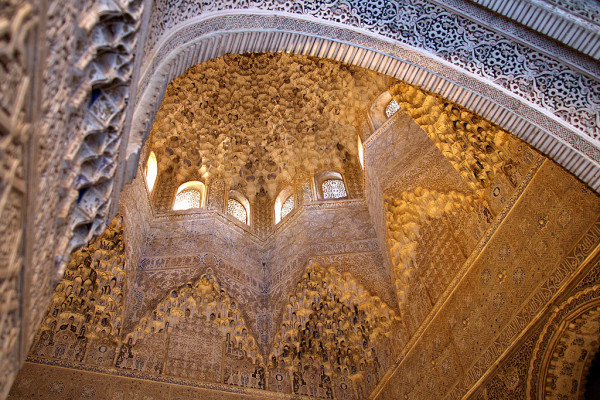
148,52 -> 393,199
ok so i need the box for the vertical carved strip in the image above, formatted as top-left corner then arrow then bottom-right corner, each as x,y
0,1 -> 37,397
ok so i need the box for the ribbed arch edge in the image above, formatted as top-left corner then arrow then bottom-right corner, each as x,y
125,13 -> 600,195
467,0 -> 600,58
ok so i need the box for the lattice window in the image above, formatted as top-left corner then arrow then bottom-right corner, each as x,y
322,179 -> 347,199
281,195 -> 294,219
228,198 -> 247,224
385,99 -> 400,118
173,189 -> 201,210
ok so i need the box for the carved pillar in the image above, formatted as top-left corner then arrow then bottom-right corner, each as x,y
344,161 -> 364,199
207,178 -> 226,213
153,171 -> 176,212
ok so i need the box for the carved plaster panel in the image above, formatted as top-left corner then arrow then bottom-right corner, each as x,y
146,53 -> 388,205
141,1 -> 599,141
0,1 -> 36,396
375,160 -> 600,399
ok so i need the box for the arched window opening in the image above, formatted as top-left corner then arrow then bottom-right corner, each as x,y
385,99 -> 401,118
173,181 -> 206,211
357,135 -> 364,169
314,171 -> 347,200
145,151 -> 157,192
227,191 -> 250,225
275,186 -> 295,224
228,199 -> 247,224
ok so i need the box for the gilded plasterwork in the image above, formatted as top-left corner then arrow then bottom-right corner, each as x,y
147,53 -> 389,208
270,262 -> 398,399
385,189 -> 482,312
30,217 -> 126,360
7,42 -> 600,400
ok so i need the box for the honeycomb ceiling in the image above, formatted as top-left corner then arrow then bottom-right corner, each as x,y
148,52 -> 393,199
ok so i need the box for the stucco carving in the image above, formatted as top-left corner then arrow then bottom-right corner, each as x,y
142,0 -> 600,142
127,273 -> 262,364
31,217 -> 126,361
385,189 -> 483,312
147,53 -> 389,206
0,1 -> 36,396
270,262 -> 397,383
389,82 -> 529,199
4,3 -> 600,394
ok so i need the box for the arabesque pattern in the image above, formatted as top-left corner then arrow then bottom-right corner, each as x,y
127,274 -> 263,364
270,262 -> 398,397
148,53 -> 390,202
34,218 -> 126,346
389,82 -> 526,198
144,0 -> 600,139
385,189 -> 483,312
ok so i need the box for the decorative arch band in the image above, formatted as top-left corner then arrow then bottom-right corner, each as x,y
126,13 -> 600,196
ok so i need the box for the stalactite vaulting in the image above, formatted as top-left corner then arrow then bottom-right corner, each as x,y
148,53 -> 392,201
389,82 -> 527,197
38,217 -> 126,342
270,262 -> 397,378
385,189 -> 483,312
127,273 -> 263,364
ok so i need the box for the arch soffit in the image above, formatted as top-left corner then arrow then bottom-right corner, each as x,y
527,285 -> 600,399
126,12 -> 600,195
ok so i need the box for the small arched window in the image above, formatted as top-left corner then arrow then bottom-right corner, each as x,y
357,135 -> 364,169
227,191 -> 250,225
275,186 -> 295,224
315,171 -> 347,200
173,181 -> 206,210
385,99 -> 401,118
145,151 -> 157,192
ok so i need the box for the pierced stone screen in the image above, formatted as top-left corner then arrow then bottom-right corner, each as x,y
281,195 -> 294,219
173,189 -> 201,210
385,99 -> 400,118
228,199 -> 247,224
322,179 -> 347,200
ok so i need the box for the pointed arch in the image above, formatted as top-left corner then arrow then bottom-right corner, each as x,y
126,16 -> 600,194
127,273 -> 262,364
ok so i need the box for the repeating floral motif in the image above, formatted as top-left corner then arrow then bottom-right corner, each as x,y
144,0 -> 600,139
0,1 -> 36,396
547,0 -> 600,24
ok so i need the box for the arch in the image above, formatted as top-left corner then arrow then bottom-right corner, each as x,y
227,191 -> 250,225
173,181 -> 206,211
528,285 -> 600,399
144,151 -> 157,193
270,262 -> 397,385
126,274 -> 262,364
124,13 -> 600,194
274,186 -> 295,224
315,171 -> 347,201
